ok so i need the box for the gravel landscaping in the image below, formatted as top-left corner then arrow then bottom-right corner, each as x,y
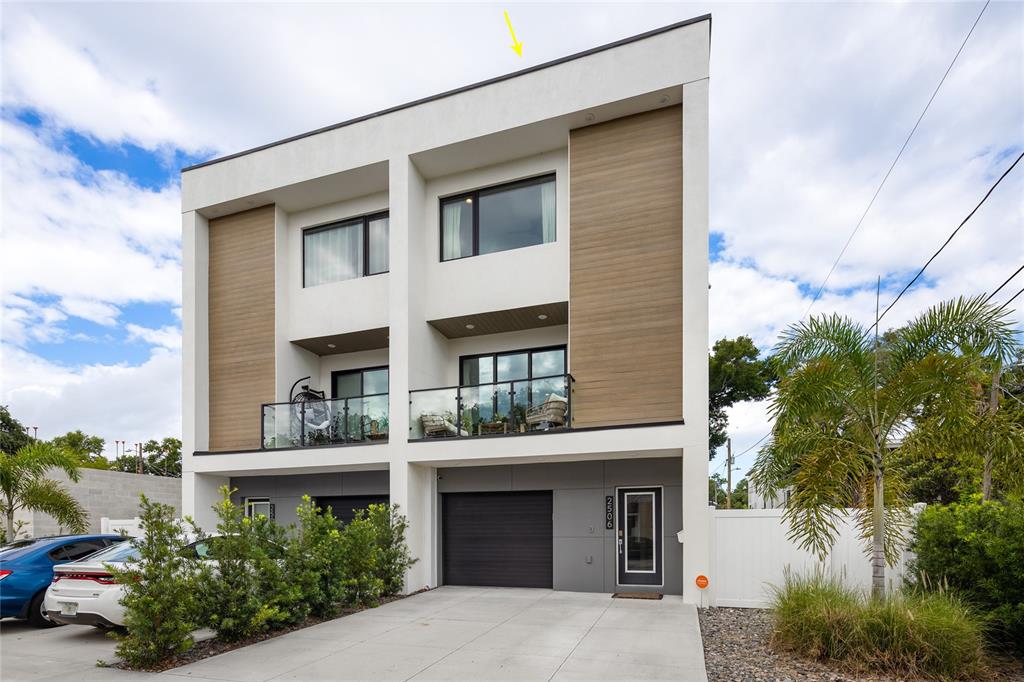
698,607 -> 1024,682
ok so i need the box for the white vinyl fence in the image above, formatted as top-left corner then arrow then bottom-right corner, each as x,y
709,506 -> 920,608
100,517 -> 143,536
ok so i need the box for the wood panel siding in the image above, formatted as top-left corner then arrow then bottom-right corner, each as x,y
208,205 -> 276,451
569,106 -> 683,427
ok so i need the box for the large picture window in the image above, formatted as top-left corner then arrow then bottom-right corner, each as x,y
460,346 -> 565,386
303,212 -> 388,287
440,175 -> 555,261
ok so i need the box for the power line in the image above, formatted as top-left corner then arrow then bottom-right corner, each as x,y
874,149 -> 1024,328
803,0 -> 992,317
998,285 -> 1024,311
985,264 -> 1024,303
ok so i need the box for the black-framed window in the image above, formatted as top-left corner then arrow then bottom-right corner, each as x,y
459,345 -> 566,386
440,174 -> 555,261
331,366 -> 389,399
303,211 -> 389,287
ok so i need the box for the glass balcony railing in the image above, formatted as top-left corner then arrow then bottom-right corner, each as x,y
409,375 -> 573,440
261,394 -> 388,449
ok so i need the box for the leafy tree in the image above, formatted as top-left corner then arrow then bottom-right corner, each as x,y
751,296 -> 1017,597
709,336 -> 775,459
364,504 -> 416,596
108,495 -> 199,668
0,406 -> 32,455
286,496 -> 347,619
898,314 -> 1024,501
50,430 -> 111,470
708,473 -> 748,508
895,448 -> 979,504
113,438 -> 181,477
910,499 -> 1024,656
198,487 -> 288,641
0,441 -> 87,539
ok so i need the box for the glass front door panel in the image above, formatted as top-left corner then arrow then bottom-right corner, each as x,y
625,492 -> 655,572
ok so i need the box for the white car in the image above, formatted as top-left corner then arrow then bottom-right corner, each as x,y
45,535 -> 278,628
44,539 -> 138,628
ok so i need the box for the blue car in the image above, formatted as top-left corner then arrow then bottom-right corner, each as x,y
0,534 -> 128,627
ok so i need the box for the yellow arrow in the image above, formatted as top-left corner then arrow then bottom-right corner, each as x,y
504,10 -> 523,57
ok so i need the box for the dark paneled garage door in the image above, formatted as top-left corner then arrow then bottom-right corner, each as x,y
442,491 -> 552,588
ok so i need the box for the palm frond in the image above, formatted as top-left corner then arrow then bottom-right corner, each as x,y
20,478 -> 88,533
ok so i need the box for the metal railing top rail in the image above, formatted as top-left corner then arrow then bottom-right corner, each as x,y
261,392 -> 389,409
407,374 -> 574,394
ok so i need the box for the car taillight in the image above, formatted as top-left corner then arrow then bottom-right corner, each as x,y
0,570 -> 11,580
53,571 -> 118,584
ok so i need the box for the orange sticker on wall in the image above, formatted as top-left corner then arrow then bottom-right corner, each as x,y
695,575 -> 709,590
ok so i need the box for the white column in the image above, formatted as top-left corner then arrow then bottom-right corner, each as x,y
182,471 -> 230,531
388,157 -> 438,591
182,210 -> 209,520
389,462 -> 436,591
681,75 -> 711,604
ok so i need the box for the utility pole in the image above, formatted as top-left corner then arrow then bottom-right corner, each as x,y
726,438 -> 733,509
137,442 -> 143,475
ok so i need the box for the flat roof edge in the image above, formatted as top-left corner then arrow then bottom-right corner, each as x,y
181,13 -> 711,173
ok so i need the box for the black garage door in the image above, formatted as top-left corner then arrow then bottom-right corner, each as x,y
442,491 -> 552,588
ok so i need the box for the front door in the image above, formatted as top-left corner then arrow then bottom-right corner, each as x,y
616,487 -> 663,586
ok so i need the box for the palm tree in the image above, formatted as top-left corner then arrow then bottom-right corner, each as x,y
751,296 -> 1018,597
0,442 -> 88,540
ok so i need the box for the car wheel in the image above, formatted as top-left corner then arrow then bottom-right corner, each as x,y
27,591 -> 61,628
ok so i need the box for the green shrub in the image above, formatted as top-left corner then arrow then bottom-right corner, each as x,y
108,495 -> 199,668
910,498 -> 1024,656
770,572 -> 859,660
365,503 -> 416,595
285,496 -> 347,618
339,513 -> 384,607
771,573 -> 987,680
196,487 -> 291,641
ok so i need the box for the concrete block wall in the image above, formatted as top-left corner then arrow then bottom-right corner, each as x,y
25,468 -> 182,536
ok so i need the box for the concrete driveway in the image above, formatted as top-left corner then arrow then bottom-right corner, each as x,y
1,587 -> 706,681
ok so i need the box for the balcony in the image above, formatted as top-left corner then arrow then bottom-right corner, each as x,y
409,375 -> 574,440
261,394 -> 389,449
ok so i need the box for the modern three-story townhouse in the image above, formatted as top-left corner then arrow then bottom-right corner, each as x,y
181,15 -> 711,602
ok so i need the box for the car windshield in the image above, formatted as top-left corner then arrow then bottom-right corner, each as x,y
0,538 -> 41,560
79,540 -> 141,564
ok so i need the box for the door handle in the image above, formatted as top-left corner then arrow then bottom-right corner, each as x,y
617,537 -> 623,555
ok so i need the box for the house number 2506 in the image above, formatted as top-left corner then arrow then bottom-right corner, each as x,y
605,496 -> 614,529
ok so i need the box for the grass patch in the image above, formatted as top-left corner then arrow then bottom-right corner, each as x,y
770,573 -> 988,680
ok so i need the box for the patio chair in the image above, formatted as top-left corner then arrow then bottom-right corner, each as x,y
419,414 -> 468,438
525,393 -> 568,430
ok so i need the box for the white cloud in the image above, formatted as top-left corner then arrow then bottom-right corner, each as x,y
126,324 -> 182,351
1,120 -> 182,341
0,344 -> 181,452
1,19 -> 204,153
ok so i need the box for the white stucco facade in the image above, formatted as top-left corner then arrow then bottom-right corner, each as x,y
182,16 -> 711,602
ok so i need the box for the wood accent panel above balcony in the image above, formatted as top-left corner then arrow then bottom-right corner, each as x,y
208,205 -> 276,451
569,106 -> 683,428
428,302 -> 568,339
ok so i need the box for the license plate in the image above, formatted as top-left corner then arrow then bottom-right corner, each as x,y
59,602 -> 78,617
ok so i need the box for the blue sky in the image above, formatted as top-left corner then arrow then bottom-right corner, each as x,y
1,2 -> 1022,467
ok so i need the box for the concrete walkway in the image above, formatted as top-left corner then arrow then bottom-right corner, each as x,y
1,587 -> 707,681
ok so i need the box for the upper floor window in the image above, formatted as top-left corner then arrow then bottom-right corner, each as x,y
440,175 -> 555,261
303,211 -> 388,287
460,346 -> 566,385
